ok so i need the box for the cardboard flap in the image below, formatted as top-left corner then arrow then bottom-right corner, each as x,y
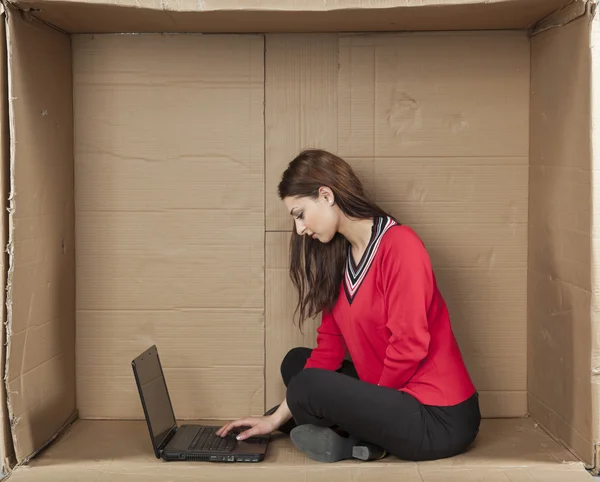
5,8 -> 76,463
9,0 -> 577,34
529,9 -> 595,467
0,8 -> 14,475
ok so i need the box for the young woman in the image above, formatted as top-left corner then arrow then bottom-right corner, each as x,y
217,149 -> 481,463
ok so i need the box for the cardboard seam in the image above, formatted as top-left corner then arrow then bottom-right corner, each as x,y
529,0 -> 591,37
12,410 -> 77,468
528,415 -> 589,469
529,393 -> 594,468
262,32 -> 267,415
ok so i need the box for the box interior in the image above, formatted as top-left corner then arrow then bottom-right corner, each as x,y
1,0 -> 599,480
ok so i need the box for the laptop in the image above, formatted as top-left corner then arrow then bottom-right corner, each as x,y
132,345 -> 270,462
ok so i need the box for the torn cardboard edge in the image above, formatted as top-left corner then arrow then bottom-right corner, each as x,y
1,4 -> 15,473
0,4 -> 13,476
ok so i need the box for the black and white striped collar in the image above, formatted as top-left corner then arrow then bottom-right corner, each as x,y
343,216 -> 397,305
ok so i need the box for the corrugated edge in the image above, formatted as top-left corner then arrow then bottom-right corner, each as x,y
3,3 -> 15,461
0,6 -> 14,477
529,0 -> 590,37
591,0 -> 600,475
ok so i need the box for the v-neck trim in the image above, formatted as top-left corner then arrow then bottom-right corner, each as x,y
348,220 -> 378,270
343,216 -> 397,305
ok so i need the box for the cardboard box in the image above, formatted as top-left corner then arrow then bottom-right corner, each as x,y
0,0 -> 598,480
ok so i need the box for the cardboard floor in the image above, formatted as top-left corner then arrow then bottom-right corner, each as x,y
2,418 -> 594,481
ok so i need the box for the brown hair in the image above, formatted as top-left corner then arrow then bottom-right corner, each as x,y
277,149 -> 391,329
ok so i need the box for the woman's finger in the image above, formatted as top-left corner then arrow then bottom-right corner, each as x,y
215,423 -> 230,437
218,418 -> 255,437
217,420 -> 240,437
236,426 -> 261,441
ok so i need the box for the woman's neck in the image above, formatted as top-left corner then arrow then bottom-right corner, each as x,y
338,216 -> 376,254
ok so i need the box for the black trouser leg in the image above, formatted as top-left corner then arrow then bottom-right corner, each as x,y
284,349 -> 481,461
265,347 -> 358,434
280,347 -> 358,385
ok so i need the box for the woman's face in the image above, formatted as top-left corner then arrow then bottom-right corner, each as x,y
283,190 -> 339,243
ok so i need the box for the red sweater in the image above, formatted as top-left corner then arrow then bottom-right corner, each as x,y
304,217 -> 476,407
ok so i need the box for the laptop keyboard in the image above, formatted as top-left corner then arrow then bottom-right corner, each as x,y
189,427 -> 236,452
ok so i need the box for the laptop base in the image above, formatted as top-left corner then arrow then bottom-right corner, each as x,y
161,424 -> 268,463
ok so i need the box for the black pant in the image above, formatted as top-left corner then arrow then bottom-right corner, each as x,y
280,347 -> 481,461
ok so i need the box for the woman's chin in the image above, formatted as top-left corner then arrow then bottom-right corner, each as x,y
314,234 -> 333,243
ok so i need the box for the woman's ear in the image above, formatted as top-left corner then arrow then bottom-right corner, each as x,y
318,186 -> 335,206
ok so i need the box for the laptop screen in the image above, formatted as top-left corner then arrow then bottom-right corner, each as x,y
132,346 -> 177,457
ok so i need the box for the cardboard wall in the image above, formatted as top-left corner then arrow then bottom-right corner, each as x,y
72,33 -> 265,420
5,11 -> 76,463
265,31 -> 530,417
528,14 -> 594,466
72,30 -> 531,420
70,30 -> 531,421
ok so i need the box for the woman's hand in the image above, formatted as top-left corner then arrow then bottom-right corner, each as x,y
216,415 -> 279,441
217,400 -> 292,441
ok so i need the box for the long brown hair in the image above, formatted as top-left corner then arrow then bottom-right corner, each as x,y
277,149 -> 391,329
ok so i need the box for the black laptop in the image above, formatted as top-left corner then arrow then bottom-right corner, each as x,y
132,345 -> 270,462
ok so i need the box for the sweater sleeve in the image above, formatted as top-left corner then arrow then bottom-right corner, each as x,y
304,309 -> 346,371
377,228 -> 432,389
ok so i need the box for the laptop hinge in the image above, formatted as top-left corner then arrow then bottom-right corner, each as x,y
158,425 -> 178,456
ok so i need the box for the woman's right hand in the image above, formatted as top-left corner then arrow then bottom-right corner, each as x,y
216,415 -> 279,441
216,399 -> 292,441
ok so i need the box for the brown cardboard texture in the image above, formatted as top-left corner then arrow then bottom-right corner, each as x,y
1,0 -> 599,480
3,418 -> 594,482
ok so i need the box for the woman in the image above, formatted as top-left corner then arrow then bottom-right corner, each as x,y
217,149 -> 481,463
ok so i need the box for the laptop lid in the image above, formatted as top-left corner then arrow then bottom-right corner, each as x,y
132,345 -> 178,458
